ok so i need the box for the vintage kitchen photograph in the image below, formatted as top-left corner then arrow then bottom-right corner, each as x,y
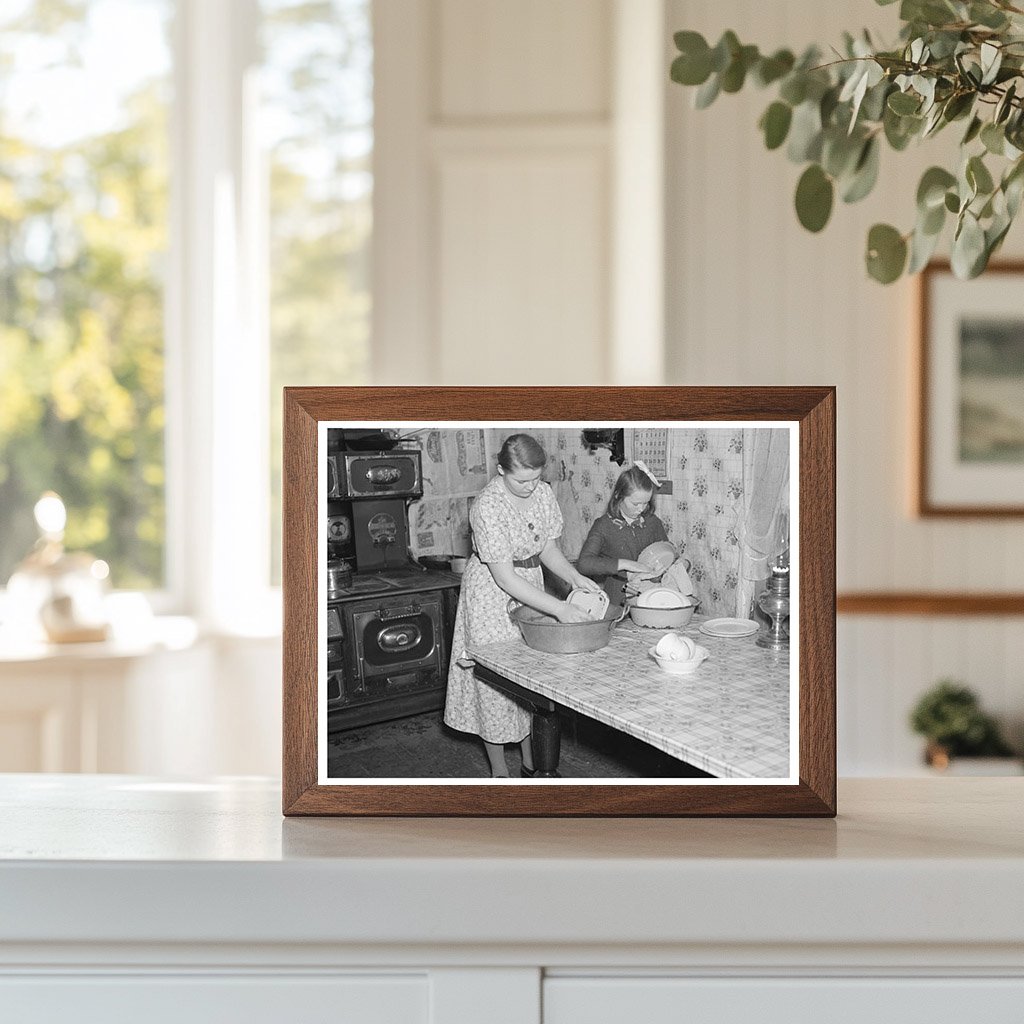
320,422 -> 796,783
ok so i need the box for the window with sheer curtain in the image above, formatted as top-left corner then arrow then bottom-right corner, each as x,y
0,0 -> 371,616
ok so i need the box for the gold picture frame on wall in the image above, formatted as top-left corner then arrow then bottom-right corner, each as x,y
917,261 -> 1024,517
282,386 -> 836,817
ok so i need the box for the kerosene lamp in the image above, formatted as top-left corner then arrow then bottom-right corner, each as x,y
755,554 -> 790,651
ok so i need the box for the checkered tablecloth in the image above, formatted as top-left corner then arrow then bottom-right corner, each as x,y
465,618 -> 791,779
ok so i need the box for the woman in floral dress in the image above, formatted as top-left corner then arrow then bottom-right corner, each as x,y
444,434 -> 601,778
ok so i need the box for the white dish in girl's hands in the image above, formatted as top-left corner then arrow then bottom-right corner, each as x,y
648,644 -> 710,675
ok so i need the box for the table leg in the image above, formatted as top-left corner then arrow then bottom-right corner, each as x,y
530,705 -> 561,777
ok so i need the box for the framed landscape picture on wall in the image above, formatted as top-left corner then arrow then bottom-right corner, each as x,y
918,261 -> 1024,517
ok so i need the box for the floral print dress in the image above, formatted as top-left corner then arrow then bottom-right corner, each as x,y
444,476 -> 564,744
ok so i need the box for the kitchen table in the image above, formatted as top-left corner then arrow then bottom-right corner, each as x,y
464,616 -> 790,779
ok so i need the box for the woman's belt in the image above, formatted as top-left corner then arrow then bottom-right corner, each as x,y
512,554 -> 542,569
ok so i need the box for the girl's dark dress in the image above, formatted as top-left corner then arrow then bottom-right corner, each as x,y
575,512 -> 669,607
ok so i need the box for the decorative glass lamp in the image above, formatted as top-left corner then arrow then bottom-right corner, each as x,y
5,493 -> 110,644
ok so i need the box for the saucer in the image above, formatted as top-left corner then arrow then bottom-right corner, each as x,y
699,618 -> 760,638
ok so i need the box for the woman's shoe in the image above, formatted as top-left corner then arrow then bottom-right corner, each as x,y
520,765 -> 537,778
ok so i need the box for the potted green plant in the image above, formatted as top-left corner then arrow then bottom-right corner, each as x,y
909,679 -> 1017,770
670,0 -> 1024,283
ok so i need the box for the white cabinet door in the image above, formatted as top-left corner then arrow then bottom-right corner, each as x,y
545,977 -> 1024,1023
0,974 -> 428,1024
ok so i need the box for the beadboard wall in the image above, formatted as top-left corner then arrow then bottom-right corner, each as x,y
665,0 -> 1024,773
372,0 -> 1024,775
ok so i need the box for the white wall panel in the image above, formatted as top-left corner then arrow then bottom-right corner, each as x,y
438,0 -> 610,120
436,151 -> 608,384
665,0 -> 1024,774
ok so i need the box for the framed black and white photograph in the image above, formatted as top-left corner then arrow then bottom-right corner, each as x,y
918,261 -> 1024,517
283,387 -> 836,816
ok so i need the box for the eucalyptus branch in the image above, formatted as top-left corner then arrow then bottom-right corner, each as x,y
670,4 -> 1024,283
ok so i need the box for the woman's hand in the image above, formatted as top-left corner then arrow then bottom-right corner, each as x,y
570,572 -> 602,594
554,602 -> 593,624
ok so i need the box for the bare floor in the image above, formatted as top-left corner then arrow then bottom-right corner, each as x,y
326,709 -> 712,780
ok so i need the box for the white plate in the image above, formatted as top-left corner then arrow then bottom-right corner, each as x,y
699,618 -> 761,638
634,586 -> 688,609
567,588 -> 609,620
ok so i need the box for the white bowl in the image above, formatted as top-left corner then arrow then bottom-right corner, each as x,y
648,644 -> 710,675
630,604 -> 695,629
638,541 -> 677,574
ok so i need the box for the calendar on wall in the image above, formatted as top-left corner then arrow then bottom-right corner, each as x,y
632,428 -> 668,479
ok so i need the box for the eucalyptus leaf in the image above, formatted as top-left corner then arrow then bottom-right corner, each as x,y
986,212 -> 1012,259
951,211 -> 986,278
820,85 -> 841,126
917,166 -> 957,210
694,73 -> 721,109
787,100 -> 824,162
962,115 -> 983,145
995,82 -> 1017,124
866,223 -> 907,283
884,106 -> 920,150
888,90 -> 921,115
981,122 -> 1005,155
860,79 -> 893,122
942,92 -> 974,122
913,75 -> 936,112
980,42 -> 1002,87
967,154 -> 995,196
721,44 -> 759,93
842,137 -> 881,203
944,190 -> 961,214
1005,171 -> 1024,218
1002,157 -> 1024,216
710,31 -> 740,73
926,30 -> 963,60
779,74 -> 807,106
760,102 -> 793,150
922,103 -> 946,137
908,221 -> 942,273
822,128 -> 864,178
795,164 -> 834,232
970,2 -> 1009,30
920,200 -> 946,235
754,49 -> 795,87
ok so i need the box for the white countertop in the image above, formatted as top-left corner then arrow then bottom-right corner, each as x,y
1,775 -> 1023,951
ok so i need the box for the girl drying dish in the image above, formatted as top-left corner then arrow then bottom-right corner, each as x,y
444,433 -> 601,779
575,462 -> 670,608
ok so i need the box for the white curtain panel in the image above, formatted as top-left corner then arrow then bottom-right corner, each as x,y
737,428 -> 790,618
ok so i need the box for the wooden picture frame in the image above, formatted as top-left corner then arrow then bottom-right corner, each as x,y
917,261 -> 1024,517
283,387 -> 836,816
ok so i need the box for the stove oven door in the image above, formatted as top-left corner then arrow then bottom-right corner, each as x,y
353,594 -> 442,678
